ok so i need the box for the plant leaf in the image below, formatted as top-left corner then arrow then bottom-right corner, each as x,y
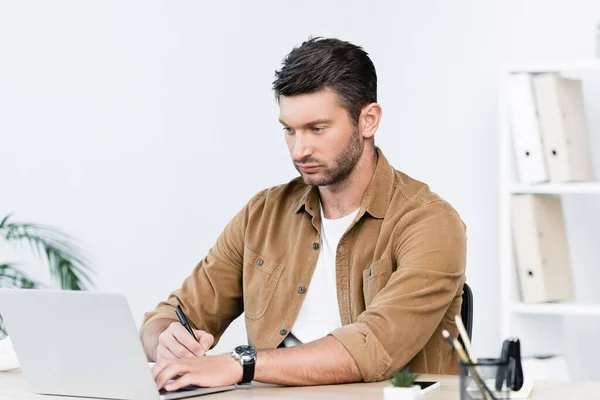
0,263 -> 40,288
390,367 -> 419,387
0,214 -> 11,229
0,215 -> 95,338
0,216 -> 95,290
0,263 -> 41,337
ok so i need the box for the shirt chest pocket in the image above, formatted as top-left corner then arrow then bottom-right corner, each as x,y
243,247 -> 284,320
362,258 -> 394,306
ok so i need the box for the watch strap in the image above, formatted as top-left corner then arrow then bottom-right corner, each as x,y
239,358 -> 255,384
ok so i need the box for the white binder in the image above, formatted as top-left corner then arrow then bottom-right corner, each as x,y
508,73 -> 549,184
532,74 -> 595,183
511,194 -> 574,303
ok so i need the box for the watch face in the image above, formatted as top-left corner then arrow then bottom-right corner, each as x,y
235,345 -> 257,358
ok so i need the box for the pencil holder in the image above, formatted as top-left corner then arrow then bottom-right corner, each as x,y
459,358 -> 511,400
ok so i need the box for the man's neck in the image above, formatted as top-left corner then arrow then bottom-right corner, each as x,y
319,147 -> 378,220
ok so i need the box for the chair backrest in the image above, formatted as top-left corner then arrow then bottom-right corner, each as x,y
461,282 -> 473,340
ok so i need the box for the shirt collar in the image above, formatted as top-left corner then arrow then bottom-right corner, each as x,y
294,147 -> 394,219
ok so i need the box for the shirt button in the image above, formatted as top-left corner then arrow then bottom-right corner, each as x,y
298,286 -> 306,294
279,328 -> 287,336
312,242 -> 319,250
257,259 -> 264,266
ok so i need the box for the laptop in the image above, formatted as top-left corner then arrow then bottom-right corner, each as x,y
0,289 -> 236,400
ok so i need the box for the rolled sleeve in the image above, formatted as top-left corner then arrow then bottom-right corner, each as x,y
141,309 -> 179,333
330,324 -> 392,382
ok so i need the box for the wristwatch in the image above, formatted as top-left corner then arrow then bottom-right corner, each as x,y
231,345 -> 257,384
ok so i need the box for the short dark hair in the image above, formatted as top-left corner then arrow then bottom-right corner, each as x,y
272,37 -> 377,126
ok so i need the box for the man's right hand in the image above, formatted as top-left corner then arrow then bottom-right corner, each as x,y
156,321 -> 214,360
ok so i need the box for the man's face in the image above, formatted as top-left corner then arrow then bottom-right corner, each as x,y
279,88 -> 362,187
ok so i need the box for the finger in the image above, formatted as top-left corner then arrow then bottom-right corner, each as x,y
152,359 -> 170,381
193,330 -> 215,354
157,344 -> 179,361
150,360 -> 168,381
155,362 -> 187,390
163,328 -> 197,359
170,325 -> 208,357
165,373 -> 196,392
158,328 -> 187,359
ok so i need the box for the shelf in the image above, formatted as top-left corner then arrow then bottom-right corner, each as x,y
512,302 -> 600,316
511,182 -> 600,194
506,60 -> 600,73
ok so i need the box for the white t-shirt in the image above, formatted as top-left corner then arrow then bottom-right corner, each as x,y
283,205 -> 359,347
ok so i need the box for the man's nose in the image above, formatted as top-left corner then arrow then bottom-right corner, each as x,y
291,132 -> 312,162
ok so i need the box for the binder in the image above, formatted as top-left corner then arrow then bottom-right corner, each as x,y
511,194 -> 574,303
507,73 -> 549,184
532,74 -> 595,183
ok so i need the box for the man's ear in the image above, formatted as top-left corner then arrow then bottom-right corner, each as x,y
359,103 -> 382,139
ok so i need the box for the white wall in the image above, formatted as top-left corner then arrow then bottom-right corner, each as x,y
1,0 -> 501,358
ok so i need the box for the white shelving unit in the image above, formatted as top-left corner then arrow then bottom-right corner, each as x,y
498,61 -> 600,372
511,182 -> 600,194
507,60 -> 600,74
512,302 -> 600,316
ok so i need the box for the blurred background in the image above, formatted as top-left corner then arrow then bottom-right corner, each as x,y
2,0 -> 600,381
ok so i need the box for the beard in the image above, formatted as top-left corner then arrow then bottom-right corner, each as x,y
296,128 -> 363,187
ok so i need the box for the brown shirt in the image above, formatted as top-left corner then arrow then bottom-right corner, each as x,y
141,147 -> 467,382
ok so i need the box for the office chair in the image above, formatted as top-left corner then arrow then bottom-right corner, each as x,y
460,282 -> 473,341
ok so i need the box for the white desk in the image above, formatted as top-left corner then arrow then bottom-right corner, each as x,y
2,371 -> 600,399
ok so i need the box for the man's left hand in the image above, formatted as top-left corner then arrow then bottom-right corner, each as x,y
152,353 -> 243,391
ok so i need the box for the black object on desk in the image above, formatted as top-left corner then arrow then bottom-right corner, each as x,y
459,337 -> 525,399
497,337 -> 524,391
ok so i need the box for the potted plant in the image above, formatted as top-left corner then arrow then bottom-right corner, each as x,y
384,368 -> 421,400
0,214 -> 94,338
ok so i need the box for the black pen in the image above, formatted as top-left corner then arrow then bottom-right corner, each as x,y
174,305 -> 198,342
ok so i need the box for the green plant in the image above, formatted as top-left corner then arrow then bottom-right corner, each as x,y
0,214 -> 94,337
390,367 -> 420,388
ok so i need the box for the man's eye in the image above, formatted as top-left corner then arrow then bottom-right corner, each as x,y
283,127 -> 294,134
312,127 -> 324,133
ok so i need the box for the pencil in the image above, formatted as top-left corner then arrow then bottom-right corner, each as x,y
455,315 -> 484,377
442,330 -> 495,400
455,315 -> 477,362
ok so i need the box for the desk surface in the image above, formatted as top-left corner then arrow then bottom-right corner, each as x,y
1,370 -> 600,400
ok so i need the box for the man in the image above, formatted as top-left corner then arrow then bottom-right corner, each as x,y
142,37 -> 467,391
